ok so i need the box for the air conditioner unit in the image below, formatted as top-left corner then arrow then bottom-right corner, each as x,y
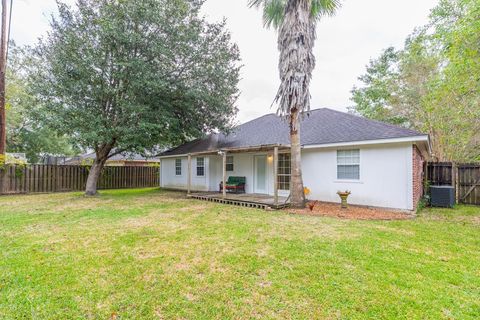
430,186 -> 455,208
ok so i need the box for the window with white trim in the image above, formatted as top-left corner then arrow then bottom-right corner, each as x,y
175,159 -> 182,176
196,157 -> 205,176
277,153 -> 291,190
337,149 -> 360,180
226,156 -> 234,172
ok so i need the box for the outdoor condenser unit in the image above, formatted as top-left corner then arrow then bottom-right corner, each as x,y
430,186 -> 455,208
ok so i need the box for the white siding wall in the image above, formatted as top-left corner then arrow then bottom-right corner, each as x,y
160,156 -> 210,191
302,143 -> 413,210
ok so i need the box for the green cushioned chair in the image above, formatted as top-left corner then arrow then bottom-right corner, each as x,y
220,176 -> 246,193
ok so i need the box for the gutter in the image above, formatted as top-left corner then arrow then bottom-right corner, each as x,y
302,135 -> 430,150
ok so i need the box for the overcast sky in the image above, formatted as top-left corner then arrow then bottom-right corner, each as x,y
12,0 -> 438,123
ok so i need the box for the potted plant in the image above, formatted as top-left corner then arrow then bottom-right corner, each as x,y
337,190 -> 351,209
304,187 -> 317,211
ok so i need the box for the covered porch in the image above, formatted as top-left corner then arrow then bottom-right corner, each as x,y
184,144 -> 291,209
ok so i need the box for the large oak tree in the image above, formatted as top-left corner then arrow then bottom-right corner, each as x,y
32,0 -> 240,195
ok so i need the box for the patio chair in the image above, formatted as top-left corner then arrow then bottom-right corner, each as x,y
219,176 -> 246,194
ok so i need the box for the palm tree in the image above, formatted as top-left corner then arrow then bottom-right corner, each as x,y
249,0 -> 340,208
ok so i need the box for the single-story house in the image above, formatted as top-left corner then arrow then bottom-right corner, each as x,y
65,152 -> 159,167
159,108 -> 430,210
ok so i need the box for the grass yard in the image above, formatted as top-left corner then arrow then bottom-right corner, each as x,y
0,188 -> 479,319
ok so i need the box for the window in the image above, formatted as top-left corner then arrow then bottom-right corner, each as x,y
277,153 -> 291,190
226,156 -> 234,172
175,159 -> 182,176
196,157 -> 205,176
337,149 -> 360,180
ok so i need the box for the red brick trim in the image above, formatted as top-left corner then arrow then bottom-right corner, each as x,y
412,145 -> 424,209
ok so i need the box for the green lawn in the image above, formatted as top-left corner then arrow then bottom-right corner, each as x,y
0,188 -> 479,319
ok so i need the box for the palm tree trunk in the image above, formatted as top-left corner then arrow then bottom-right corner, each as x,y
276,0 -> 314,208
289,108 -> 305,208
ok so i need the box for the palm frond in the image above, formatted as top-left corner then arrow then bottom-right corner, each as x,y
311,0 -> 341,20
249,0 -> 287,30
247,0 -> 265,8
250,0 -> 341,29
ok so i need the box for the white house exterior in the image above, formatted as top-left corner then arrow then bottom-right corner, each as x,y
159,108 -> 430,210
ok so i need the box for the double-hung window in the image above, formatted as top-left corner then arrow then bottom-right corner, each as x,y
196,157 -> 205,176
337,149 -> 360,180
226,156 -> 234,172
277,153 -> 291,190
175,159 -> 182,176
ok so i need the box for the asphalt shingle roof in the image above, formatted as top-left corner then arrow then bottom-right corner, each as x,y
161,108 -> 426,157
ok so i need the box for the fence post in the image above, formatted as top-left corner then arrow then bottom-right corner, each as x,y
0,165 -> 6,194
53,165 -> 57,192
452,162 -> 459,204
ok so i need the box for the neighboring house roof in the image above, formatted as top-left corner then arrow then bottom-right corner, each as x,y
6,153 -> 27,162
65,152 -> 159,164
160,108 -> 428,157
6,153 -> 27,164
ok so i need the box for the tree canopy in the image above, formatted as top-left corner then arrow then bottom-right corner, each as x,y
249,0 -> 340,29
31,0 -> 241,194
6,44 -> 76,163
350,0 -> 479,162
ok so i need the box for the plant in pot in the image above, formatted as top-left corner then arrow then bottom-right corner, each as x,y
304,187 -> 318,211
337,190 -> 351,209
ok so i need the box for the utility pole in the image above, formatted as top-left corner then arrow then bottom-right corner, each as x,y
0,0 -> 7,157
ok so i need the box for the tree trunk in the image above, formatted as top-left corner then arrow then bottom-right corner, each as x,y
289,108 -> 305,208
85,144 -> 113,196
84,158 -> 106,196
0,0 -> 7,156
275,0 -> 314,208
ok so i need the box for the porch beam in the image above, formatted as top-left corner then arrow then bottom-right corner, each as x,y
158,144 -> 290,159
187,153 -> 192,195
222,151 -> 227,199
273,146 -> 278,206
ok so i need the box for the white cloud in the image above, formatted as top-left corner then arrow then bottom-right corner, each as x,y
10,0 -> 439,123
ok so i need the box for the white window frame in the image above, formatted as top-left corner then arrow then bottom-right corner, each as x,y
175,158 -> 182,176
196,157 -> 205,177
337,149 -> 360,181
277,153 -> 291,191
226,156 -> 234,172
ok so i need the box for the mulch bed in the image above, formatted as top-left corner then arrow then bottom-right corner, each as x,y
287,201 -> 414,220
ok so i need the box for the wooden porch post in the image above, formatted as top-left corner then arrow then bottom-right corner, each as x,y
187,154 -> 192,195
222,151 -> 227,199
273,146 -> 278,206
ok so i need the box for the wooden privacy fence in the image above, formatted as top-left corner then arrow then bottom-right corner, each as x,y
0,164 -> 159,195
427,162 -> 480,206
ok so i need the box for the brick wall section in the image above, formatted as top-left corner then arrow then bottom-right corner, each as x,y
412,145 -> 424,210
